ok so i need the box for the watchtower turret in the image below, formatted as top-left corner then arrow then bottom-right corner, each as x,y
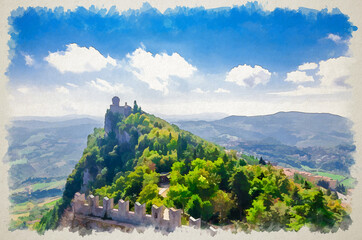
112,96 -> 120,106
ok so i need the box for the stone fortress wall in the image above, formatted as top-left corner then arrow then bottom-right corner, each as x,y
72,192 -> 202,232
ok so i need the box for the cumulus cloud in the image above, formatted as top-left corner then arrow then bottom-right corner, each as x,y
24,54 -> 34,66
225,64 -> 271,87
214,88 -> 230,93
191,88 -> 208,94
317,56 -> 352,88
89,78 -> 131,94
326,33 -> 344,43
127,48 -> 197,94
17,87 -> 29,94
285,70 -> 314,83
66,83 -> 78,88
44,43 -> 117,73
271,56 -> 352,96
56,86 -> 70,94
298,62 -> 318,71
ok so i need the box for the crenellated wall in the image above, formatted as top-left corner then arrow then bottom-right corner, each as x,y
72,192 -> 192,231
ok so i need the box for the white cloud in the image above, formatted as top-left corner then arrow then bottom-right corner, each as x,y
56,86 -> 70,94
191,88 -> 208,94
126,48 -> 197,94
44,43 -> 117,73
271,56 -> 352,96
214,88 -> 230,93
269,85 -> 348,96
285,70 -> 314,83
327,33 -> 343,43
89,78 -> 131,94
225,64 -> 271,87
10,83 -> 135,117
317,56 -> 352,88
298,62 -> 318,71
24,54 -> 34,66
17,87 -> 29,94
66,83 -> 78,88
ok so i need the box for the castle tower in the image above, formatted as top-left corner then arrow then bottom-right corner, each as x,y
112,96 -> 120,106
105,96 -> 132,134
110,96 -> 122,113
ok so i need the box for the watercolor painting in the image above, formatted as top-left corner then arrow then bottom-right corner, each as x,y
2,1 -> 361,238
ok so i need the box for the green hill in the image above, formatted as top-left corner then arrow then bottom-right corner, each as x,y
34,101 -> 351,233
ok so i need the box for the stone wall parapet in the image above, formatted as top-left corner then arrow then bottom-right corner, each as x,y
72,192 -> 198,231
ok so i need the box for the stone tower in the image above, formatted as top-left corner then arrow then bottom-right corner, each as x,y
105,96 -> 132,134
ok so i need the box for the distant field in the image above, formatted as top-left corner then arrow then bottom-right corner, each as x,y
300,165 -> 357,190
314,171 -> 345,181
31,180 -> 66,192
341,178 -> 357,189
9,197 -> 61,230
11,212 -> 29,221
301,165 -> 346,180
301,165 -> 314,172
12,179 -> 66,194
39,197 -> 61,208
11,201 -> 36,215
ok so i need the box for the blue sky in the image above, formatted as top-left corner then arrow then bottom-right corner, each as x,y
7,2 -> 357,118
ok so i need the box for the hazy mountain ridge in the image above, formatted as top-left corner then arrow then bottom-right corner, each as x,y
176,112 -> 353,148
175,112 -> 355,175
6,118 -> 103,188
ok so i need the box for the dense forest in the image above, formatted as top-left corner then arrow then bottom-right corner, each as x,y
34,102 -> 351,233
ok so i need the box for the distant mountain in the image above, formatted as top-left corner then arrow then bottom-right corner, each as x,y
175,112 -> 355,174
12,114 -> 103,122
176,111 -> 354,148
157,112 -> 229,122
6,117 -> 103,188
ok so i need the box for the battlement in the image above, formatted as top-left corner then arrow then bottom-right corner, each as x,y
72,192 -> 196,231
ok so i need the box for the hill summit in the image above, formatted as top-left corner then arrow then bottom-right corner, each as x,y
35,97 -> 351,234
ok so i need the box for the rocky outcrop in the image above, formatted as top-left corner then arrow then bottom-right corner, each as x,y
116,130 -> 131,144
80,168 -> 94,194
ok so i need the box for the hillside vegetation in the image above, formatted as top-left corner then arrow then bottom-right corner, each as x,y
35,104 -> 351,233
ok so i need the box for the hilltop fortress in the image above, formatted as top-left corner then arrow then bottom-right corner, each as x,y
104,96 -> 132,135
103,96 -> 140,146
109,96 -> 132,118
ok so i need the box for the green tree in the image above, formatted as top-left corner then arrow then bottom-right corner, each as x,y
229,169 -> 252,215
186,195 -> 202,219
211,190 -> 234,222
201,200 -> 213,221
166,184 -> 191,209
137,184 -> 160,204
259,157 -> 266,165
143,171 -> 159,187
133,100 -> 139,114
